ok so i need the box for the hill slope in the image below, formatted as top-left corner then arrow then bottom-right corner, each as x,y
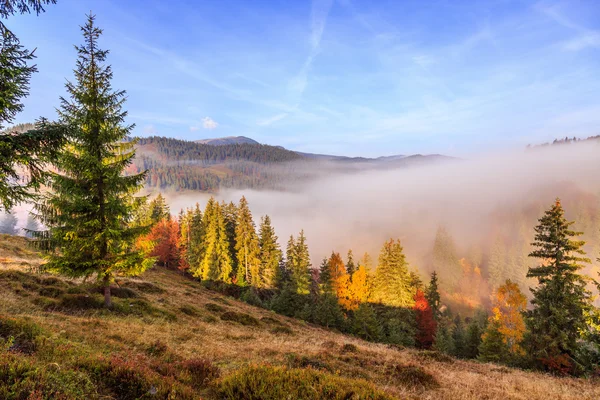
195,136 -> 259,146
0,235 -> 598,399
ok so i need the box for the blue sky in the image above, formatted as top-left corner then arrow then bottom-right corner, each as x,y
9,0 -> 600,156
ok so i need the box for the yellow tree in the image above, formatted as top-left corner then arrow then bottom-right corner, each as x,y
491,279 -> 526,355
345,264 -> 370,310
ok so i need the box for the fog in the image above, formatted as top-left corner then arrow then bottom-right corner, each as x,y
165,141 -> 600,270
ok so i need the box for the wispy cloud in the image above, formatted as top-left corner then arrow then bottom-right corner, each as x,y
202,117 -> 219,130
537,2 -> 600,51
257,113 -> 289,126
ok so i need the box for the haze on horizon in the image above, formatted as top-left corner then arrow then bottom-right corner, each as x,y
9,0 -> 600,157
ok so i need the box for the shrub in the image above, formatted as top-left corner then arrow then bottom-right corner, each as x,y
205,303 -> 226,313
341,343 -> 358,353
270,326 -> 294,335
240,289 -> 263,307
56,294 -> 104,311
179,304 -> 201,317
38,286 -> 64,298
261,316 -> 284,325
181,358 -> 220,389
285,353 -> 332,372
122,280 -> 165,294
387,364 -> 439,391
146,340 -> 169,357
0,317 -> 44,354
217,365 -> 393,400
416,350 -> 454,363
220,311 -> 259,326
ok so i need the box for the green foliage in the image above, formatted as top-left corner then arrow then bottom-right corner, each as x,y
195,198 -> 233,282
34,15 -> 151,307
371,239 -> 414,307
351,303 -> 382,341
524,199 -> 597,374
433,323 -> 454,355
451,316 -> 467,358
285,231 -> 311,294
217,365 -> 393,400
258,215 -> 282,289
465,319 -> 483,359
240,288 -> 263,307
0,316 -> 44,354
313,293 -> 346,330
234,196 -> 260,286
269,282 -> 304,317
478,319 -> 509,363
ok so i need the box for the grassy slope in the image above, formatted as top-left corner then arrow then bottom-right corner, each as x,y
0,235 -> 599,399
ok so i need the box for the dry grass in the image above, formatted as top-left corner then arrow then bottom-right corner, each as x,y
0,236 -> 598,399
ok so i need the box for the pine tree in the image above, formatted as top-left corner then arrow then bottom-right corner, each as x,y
351,303 -> 382,341
314,293 -> 346,330
222,201 -> 238,276
181,204 -> 204,271
478,319 -> 509,363
426,271 -> 441,321
414,289 -> 437,349
0,211 -> 18,234
524,199 -> 595,373
35,15 -> 151,307
371,239 -> 414,307
452,316 -> 467,358
465,319 -> 482,359
432,227 -> 462,291
197,198 -> 233,282
488,236 -> 506,290
0,1 -> 64,211
148,193 -> 169,223
258,215 -> 282,289
234,196 -> 260,286
433,322 -> 453,355
23,212 -> 39,238
288,230 -> 311,294
346,249 -> 356,274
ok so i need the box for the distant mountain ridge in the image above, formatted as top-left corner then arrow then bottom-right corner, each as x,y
195,136 -> 259,146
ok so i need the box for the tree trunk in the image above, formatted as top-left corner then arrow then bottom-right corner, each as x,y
103,273 -> 112,308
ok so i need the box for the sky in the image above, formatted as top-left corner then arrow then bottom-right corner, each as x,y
9,0 -> 600,157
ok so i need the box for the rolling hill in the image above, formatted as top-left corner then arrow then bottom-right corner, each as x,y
0,234 -> 598,399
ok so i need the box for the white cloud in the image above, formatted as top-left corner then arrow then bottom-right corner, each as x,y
143,125 -> 157,135
202,117 -> 219,130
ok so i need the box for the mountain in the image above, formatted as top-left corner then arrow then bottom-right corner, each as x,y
0,237 -> 595,399
195,136 -> 259,146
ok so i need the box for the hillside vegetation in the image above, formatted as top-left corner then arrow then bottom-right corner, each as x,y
0,237 -> 598,399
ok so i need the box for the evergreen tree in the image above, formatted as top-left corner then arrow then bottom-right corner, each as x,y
222,201 -> 238,276
371,239 -> 414,307
488,236 -> 507,290
351,303 -> 382,341
35,15 -> 151,308
0,211 -> 18,234
426,271 -> 441,321
478,319 -> 509,363
185,204 -> 205,271
288,230 -> 311,294
432,227 -> 462,291
465,319 -> 482,359
148,193 -> 169,223
196,198 -> 233,282
23,212 -> 39,238
524,199 -> 595,373
433,322 -> 454,355
346,249 -> 356,274
318,257 -> 331,292
258,215 -> 282,289
452,316 -> 467,358
234,196 -> 260,286
314,293 -> 346,330
0,0 -> 64,211
360,252 -> 373,270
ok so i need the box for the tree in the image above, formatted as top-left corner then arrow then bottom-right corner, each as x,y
346,249 -> 356,274
35,15 -> 151,308
432,227 -> 462,291
465,319 -> 482,359
414,289 -> 437,349
0,211 -> 18,234
23,212 -> 40,238
346,265 -> 370,310
196,198 -> 233,282
258,215 -> 282,289
524,199 -> 596,374
321,252 -> 350,307
488,236 -> 507,290
426,271 -> 441,321
148,193 -> 169,223
351,303 -> 382,341
433,322 -> 453,355
371,239 -> 414,307
148,217 -> 180,269
492,280 -> 526,356
287,230 -> 311,294
0,0 -> 64,211
314,293 -> 346,330
452,316 -> 467,358
360,252 -> 372,270
234,196 -> 260,286
222,201 -> 238,276
479,319 -> 509,363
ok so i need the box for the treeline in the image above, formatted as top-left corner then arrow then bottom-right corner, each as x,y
142,194 -> 600,376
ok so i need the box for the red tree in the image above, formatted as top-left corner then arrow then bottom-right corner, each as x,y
148,217 -> 181,269
413,289 -> 437,349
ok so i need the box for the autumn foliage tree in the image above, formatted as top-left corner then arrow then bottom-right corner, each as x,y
492,280 -> 526,356
148,217 -> 181,269
414,289 -> 437,349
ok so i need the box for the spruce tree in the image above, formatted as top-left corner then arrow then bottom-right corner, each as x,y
478,319 -> 509,363
288,230 -> 311,294
222,201 -> 238,276
524,199 -> 595,372
414,289 -> 437,349
433,323 -> 454,355
0,211 -> 18,234
23,213 -> 40,238
184,204 -> 204,271
148,193 -> 169,223
426,271 -> 441,321
465,320 -> 482,359
35,15 -> 151,307
351,303 -> 382,341
258,215 -> 282,289
346,249 -> 356,274
314,293 -> 346,330
196,198 -> 233,282
432,227 -> 462,291
234,196 -> 260,286
452,316 -> 467,358
371,239 -> 414,307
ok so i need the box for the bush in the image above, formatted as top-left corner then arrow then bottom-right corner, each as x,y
387,364 -> 439,391
285,353 -> 332,372
240,289 -> 263,307
0,316 -> 44,354
205,303 -> 226,313
38,286 -> 64,298
56,294 -> 104,311
122,280 -> 165,294
179,304 -> 201,317
415,350 -> 454,363
270,326 -> 294,335
220,311 -> 259,326
341,343 -> 358,353
146,339 -> 169,357
181,358 -> 220,389
217,365 -> 393,400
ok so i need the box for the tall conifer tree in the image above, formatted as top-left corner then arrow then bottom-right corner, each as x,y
372,239 -> 414,307
524,199 -> 595,372
234,196 -> 260,286
196,197 -> 233,282
258,215 -> 282,289
36,15 -> 151,307
426,271 -> 441,321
